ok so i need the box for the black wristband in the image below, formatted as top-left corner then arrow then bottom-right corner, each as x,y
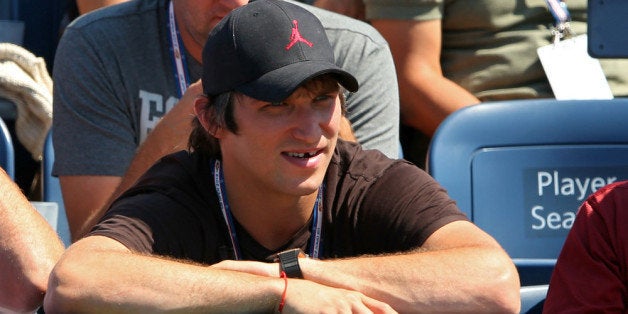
276,248 -> 305,278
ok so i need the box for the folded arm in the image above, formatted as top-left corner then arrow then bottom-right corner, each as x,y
215,221 -> 521,313
45,236 -> 394,313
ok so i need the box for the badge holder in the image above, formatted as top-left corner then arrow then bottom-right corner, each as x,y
537,0 -> 613,100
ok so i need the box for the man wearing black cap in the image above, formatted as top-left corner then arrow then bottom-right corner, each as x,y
53,0 -> 400,243
45,1 -> 520,312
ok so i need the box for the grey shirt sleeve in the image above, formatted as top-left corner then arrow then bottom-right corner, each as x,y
332,25 -> 400,159
52,26 -> 138,176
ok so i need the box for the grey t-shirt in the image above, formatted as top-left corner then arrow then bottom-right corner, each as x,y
52,0 -> 400,177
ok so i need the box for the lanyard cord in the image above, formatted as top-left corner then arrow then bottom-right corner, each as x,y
544,0 -> 574,42
213,159 -> 242,260
545,0 -> 570,25
167,1 -> 190,98
212,159 -> 324,260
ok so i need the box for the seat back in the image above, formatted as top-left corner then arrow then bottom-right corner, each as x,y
427,99 -> 628,285
41,131 -> 71,246
0,0 -> 24,45
0,117 -> 14,178
520,285 -> 547,314
588,0 -> 628,58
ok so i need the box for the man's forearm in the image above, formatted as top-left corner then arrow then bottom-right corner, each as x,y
299,245 -> 519,313
299,221 -> 520,313
212,222 -> 520,312
71,120 -> 188,240
214,242 -> 519,313
46,237 -> 395,312
399,71 -> 480,137
45,237 -> 283,312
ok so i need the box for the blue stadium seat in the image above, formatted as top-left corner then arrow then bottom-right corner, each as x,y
520,285 -> 547,314
0,0 -> 24,46
427,98 -> 628,285
588,0 -> 628,58
41,131 -> 71,246
0,117 -> 14,179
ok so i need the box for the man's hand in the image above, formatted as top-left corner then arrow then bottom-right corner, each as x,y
283,279 -> 397,314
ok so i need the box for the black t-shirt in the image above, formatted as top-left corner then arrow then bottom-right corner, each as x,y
90,140 -> 467,264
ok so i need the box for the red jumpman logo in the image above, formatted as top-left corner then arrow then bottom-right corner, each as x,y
285,20 -> 313,50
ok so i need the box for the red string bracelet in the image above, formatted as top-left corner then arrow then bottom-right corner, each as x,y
278,271 -> 288,313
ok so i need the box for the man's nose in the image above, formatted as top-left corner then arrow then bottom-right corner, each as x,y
290,108 -> 325,142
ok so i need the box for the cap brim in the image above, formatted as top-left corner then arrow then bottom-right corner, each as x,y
236,60 -> 359,102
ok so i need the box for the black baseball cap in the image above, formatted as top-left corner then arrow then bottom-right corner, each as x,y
201,0 -> 359,102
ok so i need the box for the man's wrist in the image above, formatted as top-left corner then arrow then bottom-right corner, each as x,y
276,248 -> 306,278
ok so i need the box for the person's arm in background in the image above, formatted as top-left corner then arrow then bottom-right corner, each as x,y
75,0 -> 129,15
53,18 -> 190,242
0,168 -> 64,313
53,22 -> 133,242
53,7 -> 215,242
57,81 -> 201,241
312,0 -> 365,20
369,18 -> 480,137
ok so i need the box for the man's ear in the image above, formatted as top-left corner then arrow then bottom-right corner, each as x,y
193,95 -> 221,137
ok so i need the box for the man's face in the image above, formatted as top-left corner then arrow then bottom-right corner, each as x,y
217,78 -> 342,198
174,0 -> 248,55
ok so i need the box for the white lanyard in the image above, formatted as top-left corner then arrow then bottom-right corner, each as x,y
167,1 -> 190,97
212,159 -> 324,260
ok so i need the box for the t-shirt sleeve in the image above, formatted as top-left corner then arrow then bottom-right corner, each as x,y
52,26 -> 138,177
363,0 -> 443,21
359,162 -> 468,251
88,191 -> 210,261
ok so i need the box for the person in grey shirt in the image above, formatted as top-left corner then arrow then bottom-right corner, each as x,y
52,0 -> 400,241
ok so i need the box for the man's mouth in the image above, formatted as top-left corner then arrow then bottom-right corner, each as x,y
285,151 -> 319,158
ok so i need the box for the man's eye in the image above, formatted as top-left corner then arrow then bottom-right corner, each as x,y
314,95 -> 331,102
